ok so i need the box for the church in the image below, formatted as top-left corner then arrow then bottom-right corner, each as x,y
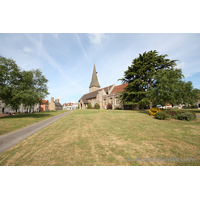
78,65 -> 128,109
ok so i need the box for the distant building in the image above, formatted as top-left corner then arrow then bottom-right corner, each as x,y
63,102 -> 78,110
0,100 -> 39,113
48,97 -> 63,111
39,100 -> 49,111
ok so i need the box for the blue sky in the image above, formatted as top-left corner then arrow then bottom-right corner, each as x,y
0,33 -> 200,104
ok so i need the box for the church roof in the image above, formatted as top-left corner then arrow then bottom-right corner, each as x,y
89,64 -> 100,88
79,85 -> 114,102
111,83 -> 128,94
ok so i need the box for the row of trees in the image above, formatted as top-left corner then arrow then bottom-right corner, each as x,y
0,56 -> 49,112
119,50 -> 200,109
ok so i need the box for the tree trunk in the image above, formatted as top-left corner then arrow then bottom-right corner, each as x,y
150,102 -> 152,109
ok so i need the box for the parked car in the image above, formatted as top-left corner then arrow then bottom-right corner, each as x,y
173,105 -> 179,108
156,105 -> 163,108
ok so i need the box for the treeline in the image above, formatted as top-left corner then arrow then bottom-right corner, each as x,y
0,56 -> 49,112
119,50 -> 200,108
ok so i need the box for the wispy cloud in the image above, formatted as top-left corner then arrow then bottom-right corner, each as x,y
23,47 -> 32,52
88,33 -> 107,45
21,34 -> 43,68
75,33 -> 91,63
176,61 -> 186,69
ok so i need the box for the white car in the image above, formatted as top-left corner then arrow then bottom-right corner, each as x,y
156,105 -> 163,108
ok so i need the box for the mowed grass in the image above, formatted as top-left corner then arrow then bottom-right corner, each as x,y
0,109 -> 199,166
0,110 -> 68,136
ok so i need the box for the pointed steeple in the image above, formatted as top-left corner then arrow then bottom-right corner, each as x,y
89,64 -> 100,89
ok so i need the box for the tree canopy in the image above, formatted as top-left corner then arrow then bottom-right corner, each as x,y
147,68 -> 200,107
0,56 -> 49,111
119,50 -> 178,108
147,68 -> 184,107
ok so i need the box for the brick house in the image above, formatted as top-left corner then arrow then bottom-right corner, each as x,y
39,100 -> 49,111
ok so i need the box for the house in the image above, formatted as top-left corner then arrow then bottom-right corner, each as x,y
39,100 -> 49,111
48,97 -> 63,111
63,102 -> 78,110
78,64 -> 127,109
0,100 -> 39,113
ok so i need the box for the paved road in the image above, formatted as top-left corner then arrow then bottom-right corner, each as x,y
0,111 -> 72,154
197,115 -> 200,118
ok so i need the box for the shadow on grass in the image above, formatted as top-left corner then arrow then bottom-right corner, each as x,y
123,109 -> 150,115
0,113 -> 51,119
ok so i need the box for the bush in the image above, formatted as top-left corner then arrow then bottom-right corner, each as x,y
190,105 -> 198,108
107,103 -> 112,110
179,112 -> 196,121
164,110 -> 196,120
149,107 -> 163,116
94,103 -> 100,109
114,107 -> 122,110
90,107 -> 94,109
87,102 -> 92,109
155,112 -> 170,120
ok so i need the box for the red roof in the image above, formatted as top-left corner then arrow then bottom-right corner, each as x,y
41,100 -> 48,104
111,83 -> 128,94
63,102 -> 73,106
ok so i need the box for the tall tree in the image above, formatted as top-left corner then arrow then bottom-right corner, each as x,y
147,68 -> 200,108
0,56 -> 49,112
180,81 -> 200,107
147,68 -> 184,108
0,56 -> 22,111
119,50 -> 177,108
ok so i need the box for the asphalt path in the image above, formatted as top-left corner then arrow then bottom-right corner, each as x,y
0,111 -> 72,154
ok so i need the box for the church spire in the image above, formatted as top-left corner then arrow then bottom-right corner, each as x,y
89,64 -> 100,92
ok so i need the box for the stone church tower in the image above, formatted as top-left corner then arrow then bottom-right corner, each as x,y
89,64 -> 100,93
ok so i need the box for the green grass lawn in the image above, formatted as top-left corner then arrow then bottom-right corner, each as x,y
0,109 -> 199,166
0,110 -> 69,136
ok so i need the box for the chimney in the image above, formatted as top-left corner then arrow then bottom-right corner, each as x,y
51,97 -> 54,102
55,99 -> 59,103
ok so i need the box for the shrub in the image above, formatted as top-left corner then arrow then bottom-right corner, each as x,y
107,103 -> 112,110
190,105 -> 198,108
87,102 -> 92,109
155,112 -> 170,120
94,103 -> 100,109
149,107 -> 163,116
179,112 -> 196,121
114,107 -> 122,110
164,110 -> 196,120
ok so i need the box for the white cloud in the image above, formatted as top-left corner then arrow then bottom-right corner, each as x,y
88,33 -> 107,45
176,61 -> 186,69
23,47 -> 32,52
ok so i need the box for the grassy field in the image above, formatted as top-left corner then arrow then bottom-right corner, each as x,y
0,109 -> 199,166
0,110 -> 68,136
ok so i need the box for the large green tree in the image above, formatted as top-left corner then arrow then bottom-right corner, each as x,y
119,50 -> 177,108
147,68 -> 183,107
0,56 -> 49,112
147,68 -> 200,108
0,56 -> 22,111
